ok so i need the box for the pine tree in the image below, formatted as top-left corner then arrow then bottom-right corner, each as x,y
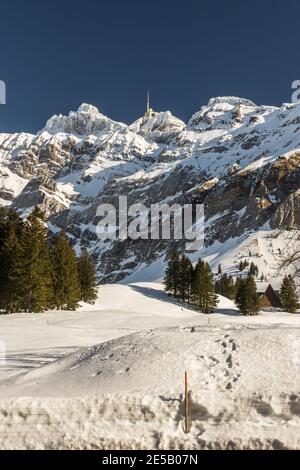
249,262 -> 259,277
0,207 -> 6,251
78,248 -> 98,304
234,276 -> 243,295
218,263 -> 222,275
216,273 -> 236,300
20,208 -> 53,313
280,275 -> 299,313
51,232 -> 80,310
191,259 -> 218,313
235,274 -> 260,315
163,251 -> 181,298
0,210 -> 25,313
178,255 -> 193,303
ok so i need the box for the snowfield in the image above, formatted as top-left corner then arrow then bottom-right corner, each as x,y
0,283 -> 300,449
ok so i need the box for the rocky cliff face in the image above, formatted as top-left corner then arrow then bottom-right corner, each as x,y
0,97 -> 299,282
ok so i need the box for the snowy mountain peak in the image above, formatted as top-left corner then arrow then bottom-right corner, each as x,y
207,96 -> 257,108
130,110 -> 185,141
77,103 -> 101,114
188,96 -> 261,132
43,103 -> 125,137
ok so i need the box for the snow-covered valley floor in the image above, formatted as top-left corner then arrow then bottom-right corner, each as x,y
0,283 -> 300,449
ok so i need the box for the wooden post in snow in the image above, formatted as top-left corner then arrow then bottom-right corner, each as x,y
184,371 -> 189,433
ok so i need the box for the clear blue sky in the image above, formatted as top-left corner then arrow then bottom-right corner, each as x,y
1,0 -> 300,133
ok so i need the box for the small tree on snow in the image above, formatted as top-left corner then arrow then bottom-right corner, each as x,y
280,275 -> 299,313
235,274 -> 260,316
191,260 -> 218,313
178,255 -> 193,303
163,251 -> 181,298
218,263 -> 222,275
78,248 -> 98,304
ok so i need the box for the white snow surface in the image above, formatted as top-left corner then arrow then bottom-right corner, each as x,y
0,283 -> 300,449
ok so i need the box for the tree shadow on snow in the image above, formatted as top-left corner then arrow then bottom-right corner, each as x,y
129,284 -> 199,313
130,285 -> 241,316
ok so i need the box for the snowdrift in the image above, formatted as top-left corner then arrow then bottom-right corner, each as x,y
0,283 -> 300,449
1,324 -> 300,449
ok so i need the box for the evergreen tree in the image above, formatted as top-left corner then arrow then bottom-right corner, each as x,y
0,210 -> 25,313
239,260 -> 250,271
235,274 -> 260,315
163,251 -> 181,298
191,259 -> 218,313
249,262 -> 259,277
78,248 -> 98,304
0,207 -> 6,251
0,208 -> 89,314
234,276 -> 243,295
20,208 -> 53,313
218,263 -> 222,275
280,275 -> 299,313
0,211 -> 23,313
178,255 -> 193,303
51,232 -> 80,310
216,273 -> 236,300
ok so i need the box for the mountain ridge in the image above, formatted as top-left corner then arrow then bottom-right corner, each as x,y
1,96 -> 299,283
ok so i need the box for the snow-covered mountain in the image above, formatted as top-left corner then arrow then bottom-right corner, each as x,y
1,97 -> 300,283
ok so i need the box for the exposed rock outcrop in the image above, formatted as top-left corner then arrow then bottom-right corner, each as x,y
0,97 -> 300,281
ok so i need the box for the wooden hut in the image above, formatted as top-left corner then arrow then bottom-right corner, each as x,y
258,284 -> 281,308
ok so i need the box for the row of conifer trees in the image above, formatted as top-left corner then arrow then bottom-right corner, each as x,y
163,252 -> 218,313
216,271 -> 299,313
164,253 -> 299,315
0,207 -> 97,314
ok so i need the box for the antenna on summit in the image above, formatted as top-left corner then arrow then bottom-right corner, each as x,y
145,91 -> 155,118
147,90 -> 150,114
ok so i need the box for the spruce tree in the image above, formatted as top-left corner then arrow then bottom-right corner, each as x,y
78,248 -> 98,304
216,273 -> 236,300
0,210 -> 25,313
191,259 -> 218,313
249,262 -> 259,277
280,275 -> 299,313
218,263 -> 222,275
235,274 -> 260,315
51,232 -> 80,310
178,255 -> 193,303
0,207 -> 6,251
163,251 -> 181,298
20,208 -> 53,313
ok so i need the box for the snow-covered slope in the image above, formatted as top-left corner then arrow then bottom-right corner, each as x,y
0,282 -> 300,449
0,97 -> 300,282
0,282 -> 298,398
4,323 -> 300,398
